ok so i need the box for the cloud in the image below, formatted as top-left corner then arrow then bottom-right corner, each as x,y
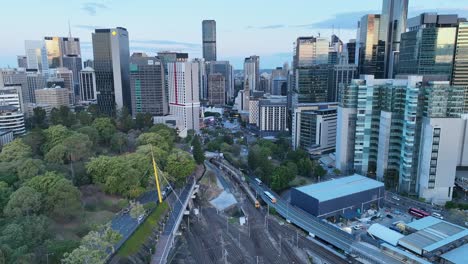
74,24 -> 103,31
81,2 -> 108,16
245,24 -> 286,30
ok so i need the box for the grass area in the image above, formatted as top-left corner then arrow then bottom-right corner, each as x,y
200,170 -> 217,186
117,201 -> 169,257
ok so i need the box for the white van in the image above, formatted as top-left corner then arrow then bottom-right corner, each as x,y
431,212 -> 443,219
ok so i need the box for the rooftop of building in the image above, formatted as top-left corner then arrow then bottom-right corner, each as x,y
441,243 -> 468,264
399,216 -> 468,254
293,174 -> 384,202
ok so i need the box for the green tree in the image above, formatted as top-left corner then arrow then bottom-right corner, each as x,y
136,132 -> 170,152
166,149 -> 196,185
50,108 -> 61,125
192,135 -> 205,164
3,186 -> 42,217
17,159 -> 44,181
111,132 -> 128,153
45,240 -> 80,264
21,128 -> 45,156
0,181 -> 12,216
117,107 -> 134,132
77,126 -> 99,144
26,172 -> 82,220
0,139 -> 32,162
32,107 -> 47,128
271,165 -> 296,191
58,106 -> 76,127
76,110 -> 93,126
62,224 -> 122,264
135,113 -> 153,130
129,201 -> 145,219
92,117 -> 117,144
42,125 -> 72,153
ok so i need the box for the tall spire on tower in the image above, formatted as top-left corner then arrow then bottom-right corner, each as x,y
68,20 -> 72,38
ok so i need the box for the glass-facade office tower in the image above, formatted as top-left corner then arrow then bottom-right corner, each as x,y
452,22 -> 468,112
207,73 -> 225,106
17,56 -> 27,68
202,20 -> 217,61
336,75 -> 465,202
24,40 -> 48,73
398,13 -> 459,82
378,0 -> 409,78
356,15 -> 384,78
129,53 -> 167,117
293,37 -> 329,68
92,27 -> 130,116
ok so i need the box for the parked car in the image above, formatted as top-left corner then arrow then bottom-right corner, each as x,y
137,214 -> 144,222
122,208 -> 130,214
392,196 -> 400,201
353,224 -> 363,230
386,214 -> 394,219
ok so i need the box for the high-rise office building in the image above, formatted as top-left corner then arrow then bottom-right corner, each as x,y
244,56 -> 260,92
79,67 -> 97,101
167,62 -> 200,136
25,70 -> 45,104
293,37 -> 329,69
452,21 -> 468,112
44,37 -> 64,68
270,67 -> 288,96
53,67 -> 75,104
398,13 -> 459,82
346,40 -> 356,65
378,0 -> 409,78
0,85 -> 23,112
356,15 -> 384,78
35,87 -> 70,108
0,68 -> 28,105
192,58 -> 207,101
328,64 -> 358,102
202,20 -> 217,61
293,64 -> 329,105
206,61 -> 233,102
157,52 -> 188,113
292,103 -> 338,153
336,75 -> 466,203
207,73 -> 225,106
129,53 -> 167,117
92,27 -> 130,116
258,96 -> 288,135
0,105 -> 25,136
24,40 -> 48,72
17,56 -> 27,68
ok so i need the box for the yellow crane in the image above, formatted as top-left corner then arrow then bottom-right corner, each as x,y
151,147 -> 163,204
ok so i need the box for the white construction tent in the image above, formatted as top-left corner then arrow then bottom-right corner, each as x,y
367,223 -> 405,246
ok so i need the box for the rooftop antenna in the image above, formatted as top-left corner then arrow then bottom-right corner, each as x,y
68,20 -> 72,38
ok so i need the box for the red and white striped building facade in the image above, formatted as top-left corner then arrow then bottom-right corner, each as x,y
167,62 -> 200,136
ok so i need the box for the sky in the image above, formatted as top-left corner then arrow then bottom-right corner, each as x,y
0,0 -> 467,69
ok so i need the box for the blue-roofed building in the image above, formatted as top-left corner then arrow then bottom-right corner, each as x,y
290,174 -> 384,218
441,243 -> 468,264
398,216 -> 468,257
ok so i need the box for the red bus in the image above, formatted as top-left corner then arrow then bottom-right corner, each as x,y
408,208 -> 430,218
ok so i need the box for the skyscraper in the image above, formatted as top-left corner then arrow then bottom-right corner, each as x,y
129,53 -> 167,117
293,64 -> 329,104
398,13 -> 459,82
202,20 -> 217,61
451,21 -> 468,112
207,73 -> 225,106
24,40 -> 48,72
356,15 -> 384,78
79,67 -> 97,101
17,56 -> 27,68
44,37 -> 63,68
244,56 -> 260,92
92,27 -> 130,116
206,61 -> 233,102
167,62 -> 200,136
378,0 -> 409,78
293,37 -> 329,69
